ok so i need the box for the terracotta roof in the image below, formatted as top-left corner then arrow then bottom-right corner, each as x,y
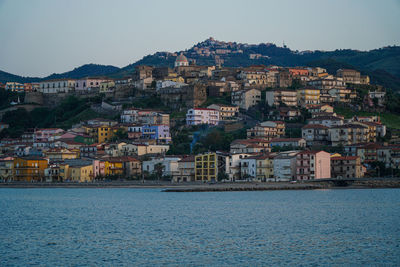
302,124 -> 328,129
358,121 -> 382,126
191,108 -> 217,111
63,140 -> 85,145
36,128 -> 64,131
332,124 -> 368,129
308,116 -> 342,121
270,138 -> 303,142
360,143 -> 383,149
331,156 -> 359,161
179,155 -> 195,162
298,150 -> 327,155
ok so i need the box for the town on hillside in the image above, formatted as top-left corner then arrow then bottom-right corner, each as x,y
0,51 -> 399,183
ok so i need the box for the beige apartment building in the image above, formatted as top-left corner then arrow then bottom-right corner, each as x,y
173,155 -> 195,182
297,88 -> 320,107
231,88 -> 261,110
266,89 -> 297,107
328,124 -> 370,146
331,156 -> 365,178
336,69 -> 361,84
247,121 -> 285,141
207,104 -> 239,120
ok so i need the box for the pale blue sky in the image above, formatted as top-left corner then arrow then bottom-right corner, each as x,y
0,0 -> 399,77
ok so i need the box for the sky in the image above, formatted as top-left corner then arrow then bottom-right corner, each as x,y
0,0 -> 399,77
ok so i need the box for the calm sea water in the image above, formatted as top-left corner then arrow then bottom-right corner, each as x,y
0,188 -> 399,266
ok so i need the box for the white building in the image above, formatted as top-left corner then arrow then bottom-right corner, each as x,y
273,151 -> 299,182
121,109 -> 170,126
307,116 -> 344,128
270,138 -> 306,148
240,156 -> 257,180
142,156 -> 182,177
186,108 -> 219,126
75,77 -> 108,91
231,88 -> 261,110
228,153 -> 253,181
39,79 -> 75,94
156,80 -> 187,90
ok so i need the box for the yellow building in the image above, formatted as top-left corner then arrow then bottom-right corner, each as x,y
59,164 -> 70,182
99,80 -> 115,93
297,88 -> 320,107
104,159 -> 124,176
247,121 -> 285,141
44,149 -> 79,160
84,125 -> 118,143
330,153 -> 342,158
256,154 -> 275,181
13,157 -> 48,182
195,152 -> 217,181
165,74 -> 185,83
69,164 -> 93,182
207,104 -> 239,120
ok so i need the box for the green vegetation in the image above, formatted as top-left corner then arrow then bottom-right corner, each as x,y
0,108 -> 33,137
0,96 -> 108,138
167,128 -> 193,155
170,110 -> 186,119
335,106 -> 400,130
58,108 -> 102,129
200,94 -> 231,107
111,128 -> 128,141
192,127 -> 247,154
307,58 -> 400,92
386,89 -> 400,114
131,96 -> 170,111
0,88 -> 24,109
285,128 -> 302,138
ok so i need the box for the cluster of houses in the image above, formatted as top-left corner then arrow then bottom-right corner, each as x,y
1,77 -> 132,95
0,102 -> 398,183
2,121 -> 398,183
2,46 -> 384,110
0,51 -> 396,183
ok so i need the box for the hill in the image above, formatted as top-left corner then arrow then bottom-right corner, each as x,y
0,64 -> 120,84
0,70 -> 41,84
1,38 -> 399,91
45,64 -> 120,80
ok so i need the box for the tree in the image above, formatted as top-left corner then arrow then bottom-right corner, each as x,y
1,108 -> 33,137
112,128 -> 128,141
217,172 -> 228,182
154,163 -> 165,182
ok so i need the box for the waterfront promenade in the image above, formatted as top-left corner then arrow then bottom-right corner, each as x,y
1,178 -> 399,191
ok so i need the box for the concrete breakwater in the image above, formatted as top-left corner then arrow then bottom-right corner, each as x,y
163,183 -> 324,192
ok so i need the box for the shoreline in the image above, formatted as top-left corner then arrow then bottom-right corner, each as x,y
0,179 -> 399,191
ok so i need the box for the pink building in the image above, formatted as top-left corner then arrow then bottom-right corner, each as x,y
75,77 -> 108,91
186,108 -> 219,126
296,150 -> 331,180
93,159 -> 106,178
34,128 -> 65,142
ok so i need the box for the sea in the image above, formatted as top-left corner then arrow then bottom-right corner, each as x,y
0,188 -> 399,266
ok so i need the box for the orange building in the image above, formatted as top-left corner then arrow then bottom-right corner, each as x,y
288,68 -> 309,77
13,156 -> 48,182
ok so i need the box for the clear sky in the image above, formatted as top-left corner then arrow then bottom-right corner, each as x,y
0,0 -> 399,77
